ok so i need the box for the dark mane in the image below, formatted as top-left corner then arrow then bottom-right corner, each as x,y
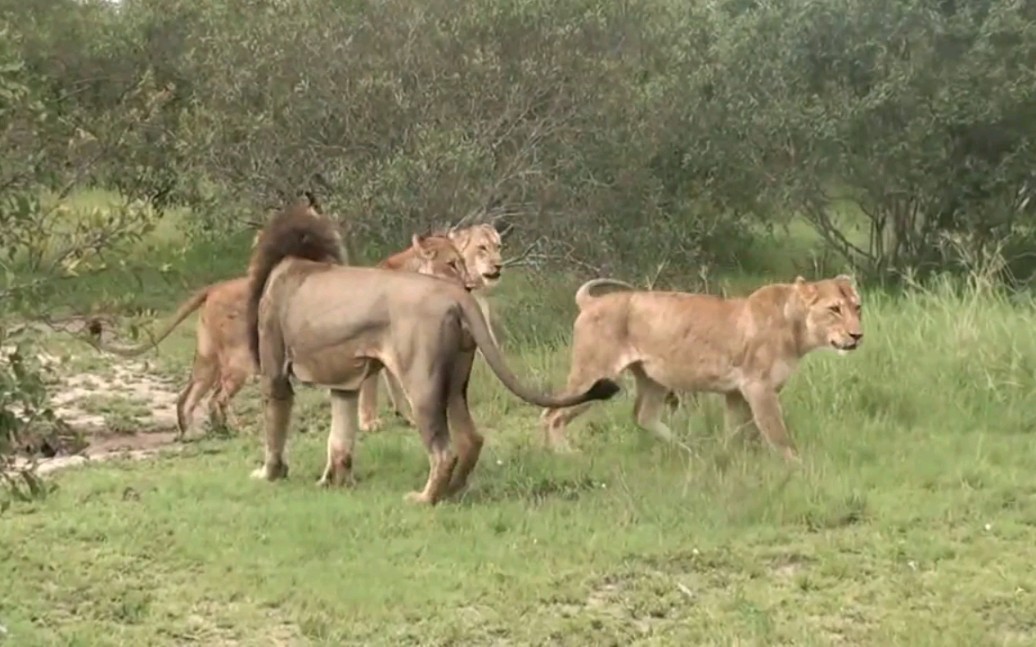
245,195 -> 344,365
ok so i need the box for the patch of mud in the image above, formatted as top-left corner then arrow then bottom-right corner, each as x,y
11,432 -> 184,475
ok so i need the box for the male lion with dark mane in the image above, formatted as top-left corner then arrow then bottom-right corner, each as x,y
84,198 -> 478,440
246,201 -> 620,505
541,276 -> 863,460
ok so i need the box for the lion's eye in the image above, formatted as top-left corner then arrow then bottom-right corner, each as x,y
828,304 -> 841,314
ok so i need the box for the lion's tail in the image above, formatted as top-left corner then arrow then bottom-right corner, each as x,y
456,292 -> 620,408
245,195 -> 344,366
82,286 -> 210,357
574,278 -> 636,310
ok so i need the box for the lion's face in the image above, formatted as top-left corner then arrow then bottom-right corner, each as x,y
797,275 -> 863,354
449,224 -> 504,289
411,234 -> 480,291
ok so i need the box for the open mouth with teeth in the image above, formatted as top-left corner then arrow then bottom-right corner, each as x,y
483,271 -> 502,281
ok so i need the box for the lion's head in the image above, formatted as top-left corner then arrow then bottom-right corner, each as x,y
795,275 -> 863,354
250,196 -> 343,253
410,233 -> 480,291
448,224 -> 504,289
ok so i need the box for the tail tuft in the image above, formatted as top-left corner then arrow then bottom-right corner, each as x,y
586,378 -> 622,401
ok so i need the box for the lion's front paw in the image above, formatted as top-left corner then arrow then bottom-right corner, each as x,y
316,470 -> 356,488
250,462 -> 288,481
404,490 -> 435,505
781,447 -> 802,465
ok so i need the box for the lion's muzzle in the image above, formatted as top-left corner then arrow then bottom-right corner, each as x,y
832,330 -> 863,351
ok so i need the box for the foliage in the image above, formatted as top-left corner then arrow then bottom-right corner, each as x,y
0,15 -> 164,501
5,0 -> 1036,277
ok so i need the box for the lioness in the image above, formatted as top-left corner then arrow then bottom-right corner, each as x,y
358,223 -> 505,432
447,223 -> 504,290
86,218 -> 476,440
246,202 -> 619,505
540,276 -> 863,460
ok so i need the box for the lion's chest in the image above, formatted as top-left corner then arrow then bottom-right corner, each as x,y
768,357 -> 799,389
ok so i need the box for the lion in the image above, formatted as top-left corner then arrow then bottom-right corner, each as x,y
84,200 -> 477,440
358,222 -> 506,432
446,223 -> 504,290
245,201 -> 620,505
540,275 -> 863,461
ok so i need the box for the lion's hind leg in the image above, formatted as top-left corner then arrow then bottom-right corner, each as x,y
251,376 -> 293,481
176,352 -> 219,440
445,351 -> 483,498
208,350 -> 254,433
208,369 -> 248,434
402,373 -> 457,506
540,338 -> 623,453
318,389 -> 359,487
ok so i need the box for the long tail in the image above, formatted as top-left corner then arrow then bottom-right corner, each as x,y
246,195 -> 345,365
455,292 -> 620,408
574,278 -> 636,310
80,287 -> 210,357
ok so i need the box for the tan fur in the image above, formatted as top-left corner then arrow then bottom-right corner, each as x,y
359,224 -> 507,431
245,207 -> 620,505
541,275 -> 864,460
358,232 -> 480,431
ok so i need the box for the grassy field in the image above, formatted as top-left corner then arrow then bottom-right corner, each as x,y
3,204 -> 1036,645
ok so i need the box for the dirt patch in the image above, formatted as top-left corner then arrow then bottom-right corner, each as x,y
8,345 -> 189,477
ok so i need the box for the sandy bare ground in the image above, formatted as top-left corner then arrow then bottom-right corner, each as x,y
6,320 -> 192,476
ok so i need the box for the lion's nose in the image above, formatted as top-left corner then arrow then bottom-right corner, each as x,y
850,331 -> 863,341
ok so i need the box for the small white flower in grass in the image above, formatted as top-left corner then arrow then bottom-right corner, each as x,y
496,459 -> 503,465
984,523 -> 992,532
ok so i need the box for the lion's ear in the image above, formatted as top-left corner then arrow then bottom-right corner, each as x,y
794,276 -> 817,302
834,273 -> 859,299
446,227 -> 466,246
411,233 -> 433,259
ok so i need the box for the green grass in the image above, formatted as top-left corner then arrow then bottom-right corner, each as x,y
3,192 -> 1036,644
